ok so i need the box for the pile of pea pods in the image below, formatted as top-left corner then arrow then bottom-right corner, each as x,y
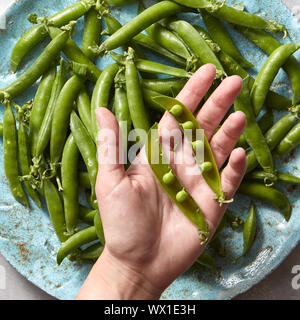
0,0 -> 300,269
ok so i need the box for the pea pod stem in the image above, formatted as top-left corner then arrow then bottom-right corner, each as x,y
246,171 -> 300,185
146,123 -> 210,244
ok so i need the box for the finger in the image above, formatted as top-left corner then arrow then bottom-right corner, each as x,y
176,64 -> 216,113
197,75 -> 243,140
220,148 -> 247,201
95,107 -> 126,195
210,111 -> 247,168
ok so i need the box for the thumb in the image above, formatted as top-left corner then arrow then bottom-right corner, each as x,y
95,107 -> 126,195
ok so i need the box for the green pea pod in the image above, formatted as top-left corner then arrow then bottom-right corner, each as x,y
43,179 -> 68,242
238,182 -> 291,221
205,3 -> 286,34
246,171 -> 300,185
94,210 -> 105,245
111,52 -> 192,78
79,206 -> 96,225
0,122 -> 3,137
146,123 -> 210,244
48,26 -> 101,83
251,44 -> 300,116
246,107 -> 300,173
75,242 -> 104,261
142,88 -> 167,113
114,74 -> 132,152
29,66 -> 56,155
125,49 -> 150,143
233,26 -> 300,106
62,134 -> 80,235
10,0 -> 96,72
57,226 -> 98,265
274,123 -> 300,157
195,25 -> 292,111
195,251 -> 216,271
50,74 -> 84,167
141,78 -> 187,96
35,59 -> 67,157
102,12 -> 154,80
132,33 -> 186,67
241,202 -> 257,258
77,88 -> 94,139
236,109 -> 274,149
70,112 -> 98,199
200,9 -> 253,69
235,77 -> 274,177
0,25 -> 71,101
91,63 -> 119,142
79,172 -> 91,190
167,20 -> 225,79
99,1 -> 190,52
145,21 -> 192,62
81,8 -> 102,62
18,121 -> 41,208
153,96 -> 225,204
3,101 -> 29,207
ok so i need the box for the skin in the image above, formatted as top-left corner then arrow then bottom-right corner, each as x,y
77,65 -> 247,300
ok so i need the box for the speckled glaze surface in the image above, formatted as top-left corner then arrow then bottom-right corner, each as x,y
0,0 -> 299,300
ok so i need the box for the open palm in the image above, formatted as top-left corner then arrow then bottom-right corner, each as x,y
78,65 -> 247,299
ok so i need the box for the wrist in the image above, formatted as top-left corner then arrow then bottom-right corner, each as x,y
76,248 -> 162,300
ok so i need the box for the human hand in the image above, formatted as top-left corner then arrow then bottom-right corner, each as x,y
76,64 -> 247,300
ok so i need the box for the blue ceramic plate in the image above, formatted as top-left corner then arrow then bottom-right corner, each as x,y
0,0 -> 299,300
